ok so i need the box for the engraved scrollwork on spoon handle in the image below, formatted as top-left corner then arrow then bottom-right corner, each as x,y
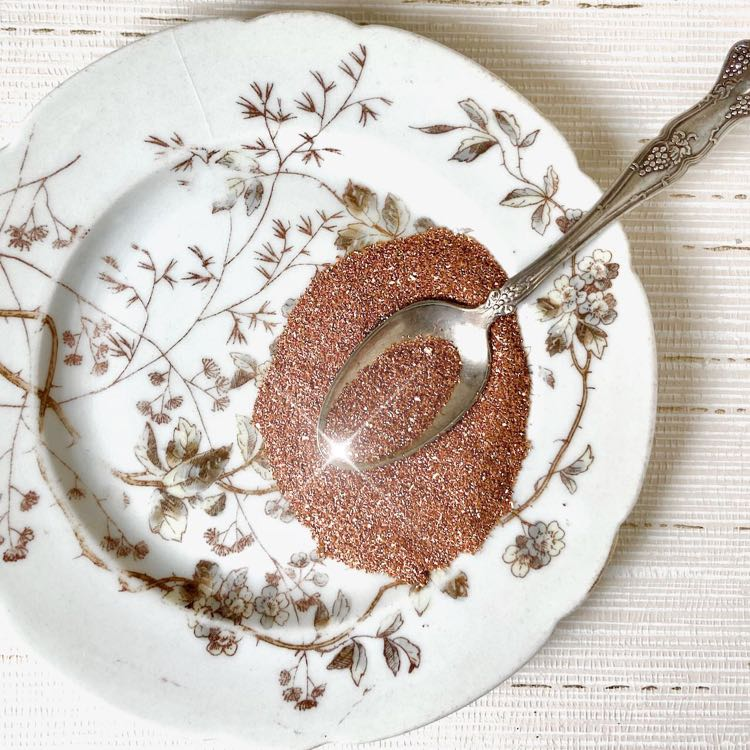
484,39 -> 750,319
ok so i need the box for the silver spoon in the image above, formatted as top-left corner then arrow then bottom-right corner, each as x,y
318,40 -> 750,470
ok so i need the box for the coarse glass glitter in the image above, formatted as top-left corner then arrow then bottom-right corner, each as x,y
255,228 -> 530,585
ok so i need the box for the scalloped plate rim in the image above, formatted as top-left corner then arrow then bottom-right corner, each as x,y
0,12 -> 657,748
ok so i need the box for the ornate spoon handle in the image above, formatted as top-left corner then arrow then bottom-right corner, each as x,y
486,40 -> 750,316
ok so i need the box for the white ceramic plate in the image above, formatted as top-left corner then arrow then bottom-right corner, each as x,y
0,13 -> 656,748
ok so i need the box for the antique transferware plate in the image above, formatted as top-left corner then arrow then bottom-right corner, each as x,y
0,13 -> 655,748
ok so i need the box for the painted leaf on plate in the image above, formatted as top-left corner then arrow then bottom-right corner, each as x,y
149,490 -> 189,542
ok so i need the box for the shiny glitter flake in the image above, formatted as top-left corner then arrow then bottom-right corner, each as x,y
325,335 -> 462,465
255,228 -> 531,585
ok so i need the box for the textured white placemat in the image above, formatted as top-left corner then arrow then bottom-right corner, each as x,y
0,1 -> 748,748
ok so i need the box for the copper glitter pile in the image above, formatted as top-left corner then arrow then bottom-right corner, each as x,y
325,336 -> 461,465
254,228 -> 531,585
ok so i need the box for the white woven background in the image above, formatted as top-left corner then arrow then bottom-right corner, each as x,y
1,1 -> 748,748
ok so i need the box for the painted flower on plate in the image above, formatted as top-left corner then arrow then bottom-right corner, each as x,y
548,274 -> 586,312
206,628 -> 240,657
526,521 -> 566,566
577,248 -> 619,290
254,586 -> 291,628
289,552 -> 309,568
579,291 -> 617,326
502,536 -> 542,578
221,586 -> 254,623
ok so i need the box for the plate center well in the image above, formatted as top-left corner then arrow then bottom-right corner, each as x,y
37,144 -> 484,633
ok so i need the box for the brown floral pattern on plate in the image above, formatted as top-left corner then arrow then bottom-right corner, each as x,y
0,42 -> 620,714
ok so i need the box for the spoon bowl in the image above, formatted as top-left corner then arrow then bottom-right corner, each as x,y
317,299 -> 492,469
